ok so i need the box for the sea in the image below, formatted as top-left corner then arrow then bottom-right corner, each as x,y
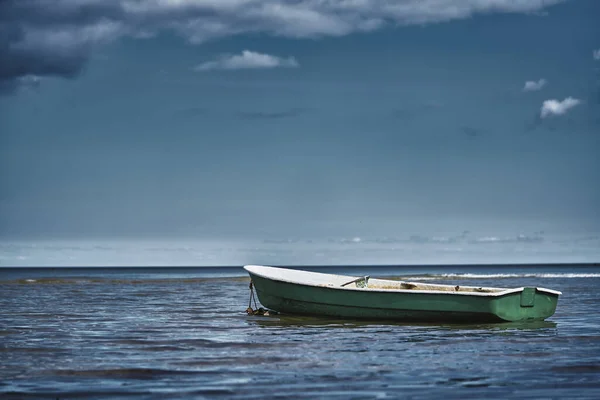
1,264 -> 599,399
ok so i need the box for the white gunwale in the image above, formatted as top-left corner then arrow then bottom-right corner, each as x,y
243,265 -> 562,297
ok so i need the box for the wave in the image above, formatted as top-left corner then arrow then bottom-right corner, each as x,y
405,273 -> 600,280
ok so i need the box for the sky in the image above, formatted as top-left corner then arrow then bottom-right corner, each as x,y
1,0 -> 599,266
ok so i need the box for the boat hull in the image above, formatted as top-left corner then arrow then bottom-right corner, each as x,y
248,272 -> 559,323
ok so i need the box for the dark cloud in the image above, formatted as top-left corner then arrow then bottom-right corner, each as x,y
0,74 -> 41,94
461,126 -> 483,138
0,1 -> 115,92
0,1 -> 124,26
0,0 -> 566,94
0,80 -> 18,94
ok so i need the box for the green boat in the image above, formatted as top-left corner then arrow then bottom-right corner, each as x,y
244,265 -> 561,323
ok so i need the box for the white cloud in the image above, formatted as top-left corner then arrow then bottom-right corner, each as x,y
195,50 -> 299,71
540,97 -> 581,118
523,78 -> 547,91
123,0 -> 571,42
594,49 -> 600,60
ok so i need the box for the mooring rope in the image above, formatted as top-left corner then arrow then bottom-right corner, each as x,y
246,281 -> 274,316
248,281 -> 258,310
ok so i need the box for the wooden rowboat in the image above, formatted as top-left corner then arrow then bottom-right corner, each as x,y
244,265 -> 561,323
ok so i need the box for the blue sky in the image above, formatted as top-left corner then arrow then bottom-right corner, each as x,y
1,0 -> 599,265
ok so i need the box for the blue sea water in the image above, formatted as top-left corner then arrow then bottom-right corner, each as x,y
1,264 -> 599,399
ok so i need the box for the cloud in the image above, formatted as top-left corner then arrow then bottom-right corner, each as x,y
540,97 -> 581,118
461,126 -> 483,138
469,233 -> 544,244
0,0 -> 570,92
523,78 -> 547,92
0,74 -> 42,94
195,50 -> 298,71
594,49 -> 600,60
339,237 -> 362,244
17,74 -> 42,87
409,235 -> 457,244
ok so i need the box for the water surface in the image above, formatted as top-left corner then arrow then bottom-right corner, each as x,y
1,265 -> 599,399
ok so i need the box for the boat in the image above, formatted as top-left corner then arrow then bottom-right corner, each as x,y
243,265 -> 561,323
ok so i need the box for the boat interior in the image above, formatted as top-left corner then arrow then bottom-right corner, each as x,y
346,276 -> 506,293
243,265 -> 561,297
